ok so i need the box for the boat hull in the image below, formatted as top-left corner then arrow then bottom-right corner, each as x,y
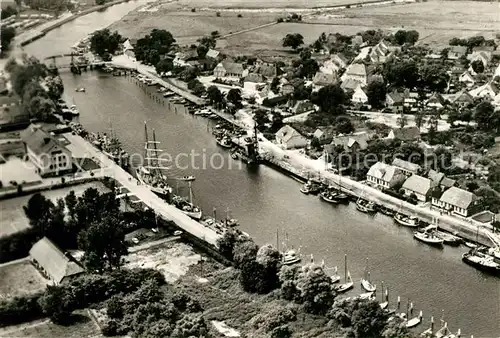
394,214 -> 419,227
320,193 -> 339,204
182,209 -> 202,220
462,253 -> 500,275
336,282 -> 354,293
361,279 -> 376,292
413,232 -> 444,247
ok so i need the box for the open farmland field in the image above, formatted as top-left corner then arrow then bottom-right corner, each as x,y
0,260 -> 47,300
108,3 -> 280,45
175,0 -> 379,9
224,0 -> 499,54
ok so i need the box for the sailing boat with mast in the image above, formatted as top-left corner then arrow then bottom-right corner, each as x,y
136,122 -> 172,198
279,231 -> 301,265
172,181 -> 202,220
336,254 -> 354,293
360,258 -> 376,292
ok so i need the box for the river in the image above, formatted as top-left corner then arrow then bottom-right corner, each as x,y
24,3 -> 500,336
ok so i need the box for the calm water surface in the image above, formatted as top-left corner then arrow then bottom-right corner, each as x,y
23,5 -> 500,336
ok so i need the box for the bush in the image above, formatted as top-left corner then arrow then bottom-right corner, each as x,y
0,228 -> 42,264
277,17 -> 284,23
0,293 -> 44,327
216,12 -> 221,17
237,14 -> 242,18
191,8 -> 196,12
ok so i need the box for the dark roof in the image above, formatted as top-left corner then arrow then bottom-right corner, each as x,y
440,187 -> 477,209
390,126 -> 420,141
402,175 -> 432,196
313,72 -> 337,86
427,169 -> 445,185
244,72 -> 265,83
30,237 -> 84,283
440,177 -> 456,188
387,91 -> 404,104
256,64 -> 277,78
392,158 -> 421,173
448,46 -> 467,56
20,124 -> 67,156
221,61 -> 244,75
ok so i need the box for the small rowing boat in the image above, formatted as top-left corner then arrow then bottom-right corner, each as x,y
320,191 -> 339,204
356,198 -> 376,213
413,231 -> 444,247
177,175 -> 196,182
394,213 -> 419,227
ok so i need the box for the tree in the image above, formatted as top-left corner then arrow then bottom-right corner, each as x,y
419,64 -> 449,92
24,193 -> 55,226
383,59 -> 419,89
206,85 -> 224,106
366,80 -> 386,109
295,264 -> 334,315
471,59 -> 485,74
282,33 -> 304,51
135,29 -> 176,64
474,101 -> 497,131
64,190 -> 78,221
232,239 -> 258,267
434,146 -> 452,172
279,265 -> 300,301
311,137 -> 321,150
415,111 -> 425,130
1,6 -> 17,19
197,36 -> 216,49
226,88 -> 242,108
299,47 -> 311,60
89,29 -> 122,57
216,229 -> 238,260
396,111 -> 407,128
77,216 -> 128,271
96,0 -> 105,4
335,116 -> 355,134
0,27 -> 16,53
155,58 -> 173,75
38,285 -> 74,324
299,58 -> 319,79
312,84 -> 347,114
351,299 -> 390,338
45,76 -> 64,100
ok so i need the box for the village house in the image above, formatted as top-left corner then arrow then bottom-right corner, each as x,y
387,126 -> 421,142
213,61 -> 244,78
244,72 -> 265,83
402,174 -> 432,202
290,100 -> 315,115
392,158 -> 421,176
447,46 -> 468,60
29,237 -> 84,285
425,92 -> 446,109
458,71 -> 475,88
20,124 -> 73,177
369,40 -> 399,64
341,78 -> 362,92
469,82 -> 499,99
432,186 -> 479,217
206,49 -> 222,61
255,63 -> 277,80
173,50 -> 198,67
275,125 -> 308,149
366,162 -> 405,189
319,54 -> 348,75
467,50 -> 492,67
312,129 -> 331,145
329,132 -> 373,153
0,139 -> 25,159
122,39 -> 135,58
449,89 -> 474,106
312,72 -> 337,88
351,84 -> 368,104
341,63 -> 367,86
386,91 -> 404,112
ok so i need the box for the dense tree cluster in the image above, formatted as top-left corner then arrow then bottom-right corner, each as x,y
135,29 -> 176,66
187,78 -> 206,96
311,84 -> 348,115
0,27 -> 16,54
5,57 -> 62,121
89,29 -> 123,60
383,59 -> 449,92
0,268 -> 164,327
393,30 -> 419,45
449,36 -> 496,52
102,279 -> 207,337
366,79 -> 387,109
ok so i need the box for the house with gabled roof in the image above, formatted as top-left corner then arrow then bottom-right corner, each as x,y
20,124 -> 72,177
392,158 -> 421,176
351,84 -> 368,104
386,91 -> 404,112
206,49 -> 221,60
449,89 -> 474,106
30,237 -> 84,285
329,132 -> 372,153
425,92 -> 446,109
402,174 -> 432,202
447,46 -> 468,60
366,162 -> 405,189
244,72 -> 265,83
432,186 -> 480,217
458,71 -> 475,88
275,125 -> 308,149
369,40 -> 399,64
469,82 -> 499,99
313,72 -> 337,88
387,126 -> 421,142
467,50 -> 492,67
341,63 -> 367,85
319,54 -> 348,75
214,61 -> 244,78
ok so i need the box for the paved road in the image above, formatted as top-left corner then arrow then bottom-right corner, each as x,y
65,133 -> 220,247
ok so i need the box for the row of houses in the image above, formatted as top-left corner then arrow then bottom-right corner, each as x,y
366,159 -> 478,217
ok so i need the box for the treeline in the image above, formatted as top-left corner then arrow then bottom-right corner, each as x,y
5,56 -> 63,121
0,185 -> 155,267
216,230 -> 414,338
0,268 -> 164,327
449,35 -> 497,52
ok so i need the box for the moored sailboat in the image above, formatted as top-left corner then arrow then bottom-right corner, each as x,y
394,213 -> 419,227
136,122 -> 172,198
413,231 -> 444,247
361,259 -> 376,292
336,255 -> 354,293
356,198 -> 376,213
172,181 -> 203,220
319,190 -> 339,204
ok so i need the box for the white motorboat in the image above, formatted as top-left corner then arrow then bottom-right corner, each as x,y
359,292 -> 375,300
320,191 -> 339,204
356,198 -> 376,213
177,175 -> 196,182
394,213 -> 419,227
413,231 -> 444,246
380,301 -> 388,310
464,242 -> 478,249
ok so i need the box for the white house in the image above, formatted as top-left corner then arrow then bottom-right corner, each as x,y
213,61 -> 244,78
341,63 -> 367,86
402,175 -> 432,202
366,162 -> 405,189
387,126 -> 421,142
392,158 -> 421,176
275,125 -> 308,149
458,71 -> 475,87
319,54 -> 348,75
432,186 -> 479,217
20,125 -> 72,177
469,82 -> 499,99
351,84 -> 368,104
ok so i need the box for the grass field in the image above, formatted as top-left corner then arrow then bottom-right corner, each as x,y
176,0 -> 371,9
0,311 -> 103,338
0,260 -> 47,300
109,4 -> 280,44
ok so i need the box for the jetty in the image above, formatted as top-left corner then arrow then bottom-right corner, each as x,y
64,132 -> 220,246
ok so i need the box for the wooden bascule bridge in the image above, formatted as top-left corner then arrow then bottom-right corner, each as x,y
44,53 -> 109,74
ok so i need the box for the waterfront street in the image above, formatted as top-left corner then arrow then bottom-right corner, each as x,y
11,3 -> 500,336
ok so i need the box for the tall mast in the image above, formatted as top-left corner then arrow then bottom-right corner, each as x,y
144,121 -> 149,164
276,229 -> 279,252
152,129 -> 158,172
344,254 -> 347,283
188,181 -> 193,205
